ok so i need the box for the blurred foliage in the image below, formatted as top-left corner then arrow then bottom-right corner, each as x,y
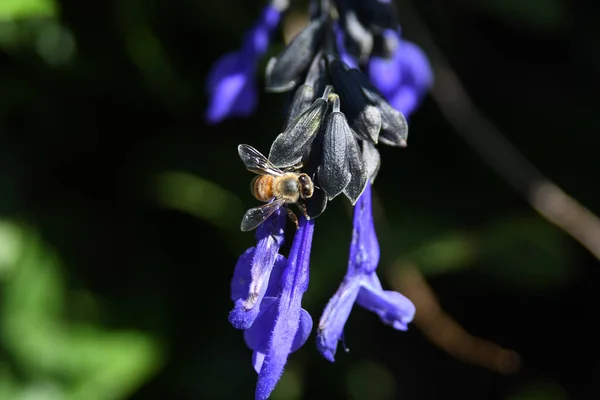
467,0 -> 569,33
346,361 -> 396,400
507,380 -> 568,400
155,171 -> 242,231
1,0 -> 600,399
0,220 -> 162,399
0,0 -> 56,20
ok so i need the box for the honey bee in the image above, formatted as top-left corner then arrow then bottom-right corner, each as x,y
238,144 -> 314,231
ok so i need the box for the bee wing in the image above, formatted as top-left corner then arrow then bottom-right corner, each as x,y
240,199 -> 286,231
238,144 -> 284,176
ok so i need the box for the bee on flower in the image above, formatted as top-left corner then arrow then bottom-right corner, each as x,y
206,0 -> 433,398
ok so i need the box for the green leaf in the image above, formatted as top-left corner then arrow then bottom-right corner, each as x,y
0,0 -> 56,20
407,231 -> 476,276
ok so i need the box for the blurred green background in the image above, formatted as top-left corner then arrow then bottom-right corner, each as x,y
1,0 -> 600,399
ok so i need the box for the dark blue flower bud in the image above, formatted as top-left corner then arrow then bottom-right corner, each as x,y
345,0 -> 398,34
318,94 -> 353,200
343,130 -> 368,204
371,27 -> 400,58
350,68 -> 408,147
285,53 -> 326,125
268,93 -> 329,169
361,140 -> 381,183
335,0 -> 373,62
265,16 -> 327,92
326,55 -> 382,143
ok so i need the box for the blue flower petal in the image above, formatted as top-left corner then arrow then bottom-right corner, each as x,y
387,86 -> 418,117
316,278 -> 361,362
229,210 -> 286,329
244,297 -> 278,353
396,39 -> 434,92
265,254 -> 287,297
255,217 -> 314,400
205,5 -> 283,124
244,300 -> 312,373
205,70 -> 257,124
231,249 -> 285,302
252,350 -> 266,374
206,52 -> 246,94
348,183 -> 379,275
368,30 -> 402,96
291,309 -> 313,352
317,183 -> 415,362
231,247 -> 255,302
368,32 -> 433,116
241,6 -> 282,56
335,24 -> 358,69
356,273 -> 415,331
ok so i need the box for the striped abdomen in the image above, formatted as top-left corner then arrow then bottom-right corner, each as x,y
251,175 -> 275,202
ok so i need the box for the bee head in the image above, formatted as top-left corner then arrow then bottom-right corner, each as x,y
298,173 -> 314,199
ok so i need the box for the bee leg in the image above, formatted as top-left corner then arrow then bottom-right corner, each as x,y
286,207 -> 299,230
297,201 -> 309,219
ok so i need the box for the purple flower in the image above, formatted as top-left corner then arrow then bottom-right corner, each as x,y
224,1 -> 432,396
368,29 -> 433,116
316,183 -> 415,361
230,213 -> 315,400
205,4 -> 284,124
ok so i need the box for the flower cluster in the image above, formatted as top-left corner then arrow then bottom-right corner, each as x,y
207,0 -> 432,398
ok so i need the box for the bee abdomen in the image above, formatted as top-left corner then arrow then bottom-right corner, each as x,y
251,175 -> 274,202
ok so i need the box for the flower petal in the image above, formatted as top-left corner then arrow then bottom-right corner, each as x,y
396,39 -> 434,92
316,278 -> 361,362
388,86 -> 418,118
368,32 -> 403,97
206,52 -> 245,94
253,350 -> 267,374
265,254 -> 287,297
205,5 -> 283,124
231,247 -> 255,301
335,23 -> 358,69
244,300 -> 312,371
229,210 -> 286,329
356,273 -> 416,331
205,71 -> 257,124
244,297 -> 278,351
240,6 -> 283,56
348,183 -> 380,275
255,218 -> 314,400
369,36 -> 433,119
291,309 -> 313,352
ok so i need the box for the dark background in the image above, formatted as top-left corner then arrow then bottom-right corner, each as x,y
1,0 -> 599,399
